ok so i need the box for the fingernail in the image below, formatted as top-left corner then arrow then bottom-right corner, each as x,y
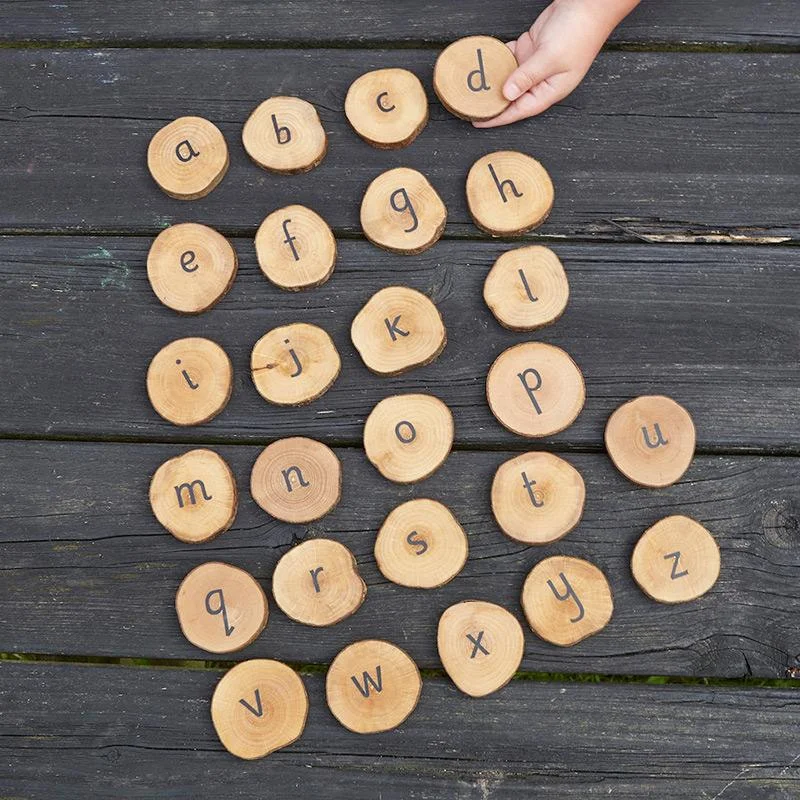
504,81 -> 522,101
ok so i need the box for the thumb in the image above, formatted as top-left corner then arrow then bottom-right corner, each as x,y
503,50 -> 553,101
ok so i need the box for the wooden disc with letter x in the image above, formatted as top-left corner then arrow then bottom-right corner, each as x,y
326,640 -> 422,734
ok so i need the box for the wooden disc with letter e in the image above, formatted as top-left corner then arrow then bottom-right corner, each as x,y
521,556 -> 613,647
175,562 -> 268,654
486,342 -> 585,438
375,498 -> 468,588
211,659 -> 308,760
631,515 -> 720,603
146,337 -> 233,426
467,151 -> 554,236
326,640 -> 422,734
147,116 -> 228,200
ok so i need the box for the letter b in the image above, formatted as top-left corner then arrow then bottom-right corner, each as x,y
272,114 -> 291,145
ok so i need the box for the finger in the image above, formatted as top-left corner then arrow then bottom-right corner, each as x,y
505,40 -> 517,55
472,80 -> 562,128
503,49 -> 553,101
512,32 -> 536,65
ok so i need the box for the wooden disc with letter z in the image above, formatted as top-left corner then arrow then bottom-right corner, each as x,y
326,640 -> 422,734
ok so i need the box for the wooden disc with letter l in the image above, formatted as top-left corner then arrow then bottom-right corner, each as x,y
437,600 -> 524,697
605,395 -> 696,488
326,640 -> 422,734
242,96 -> 327,174
433,35 -> 517,122
631,515 -> 720,603
251,323 -> 340,406
250,437 -> 341,523
360,167 -> 447,254
375,498 -> 468,588
466,151 -> 554,236
150,448 -> 237,544
146,337 -> 233,426
272,539 -> 366,626
175,562 -> 268,654
211,659 -> 308,760
147,116 -> 228,200
521,555 -> 613,647
351,286 -> 446,376
491,452 -> 585,545
486,342 -> 585,438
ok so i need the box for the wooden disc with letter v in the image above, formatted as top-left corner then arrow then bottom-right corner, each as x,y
467,151 -> 554,236
146,337 -> 233,426
242,96 -> 327,174
147,116 -> 228,200
251,323 -> 340,406
631,515 -> 720,603
272,539 -> 366,626
360,167 -> 447,254
486,342 -> 585,438
326,640 -> 422,734
250,437 -> 341,523
375,498 -> 468,588
175,562 -> 268,654
437,600 -> 524,697
605,395 -> 696,488
351,286 -> 446,376
150,448 -> 237,544
211,659 -> 308,760
433,35 -> 517,122
521,555 -> 613,647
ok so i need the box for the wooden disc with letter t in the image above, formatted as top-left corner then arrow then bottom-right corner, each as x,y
326,640 -> 422,734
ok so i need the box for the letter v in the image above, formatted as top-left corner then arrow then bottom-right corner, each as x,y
239,688 -> 263,717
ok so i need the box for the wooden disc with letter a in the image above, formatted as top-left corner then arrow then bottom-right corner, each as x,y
211,659 -> 308,760
326,640 -> 422,734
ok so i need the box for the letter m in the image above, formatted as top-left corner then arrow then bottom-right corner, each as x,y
174,479 -> 212,508
350,665 -> 383,698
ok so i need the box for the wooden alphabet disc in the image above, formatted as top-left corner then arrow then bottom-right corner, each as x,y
375,499 -> 468,588
272,538 -> 366,626
150,448 -> 237,544
631,515 -> 720,603
250,437 -> 341,523
211,659 -> 308,760
466,151 -> 554,236
483,246 -> 569,331
345,68 -> 429,149
251,323 -> 341,406
491,452 -> 585,545
364,394 -> 454,484
521,556 -> 613,647
486,342 -> 585,438
175,562 -> 268,654
146,337 -> 233,426
433,36 -> 517,122
605,395 -> 696,488
326,640 -> 422,734
360,167 -> 447,254
147,116 -> 228,200
437,600 -> 524,697
242,96 -> 327,174
351,286 -> 446,376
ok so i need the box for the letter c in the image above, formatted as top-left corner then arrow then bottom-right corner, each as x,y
376,91 -> 396,113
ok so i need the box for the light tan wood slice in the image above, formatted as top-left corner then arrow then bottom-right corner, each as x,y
242,96 -> 327,174
250,437 -> 341,523
351,285 -> 446,376
521,555 -> 613,647
437,600 -> 524,697
433,35 -> 517,121
272,538 -> 366,626
360,167 -> 447,254
486,342 -> 585,438
251,323 -> 340,406
605,395 -> 696,488
146,337 -> 232,426
326,639 -> 422,734
631,515 -> 720,603
375,498 -> 468,588
466,151 -> 554,236
147,116 -> 228,200
150,448 -> 237,544
211,659 -> 308,760
175,561 -> 268,654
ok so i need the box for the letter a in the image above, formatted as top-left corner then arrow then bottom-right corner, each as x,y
175,139 -> 200,163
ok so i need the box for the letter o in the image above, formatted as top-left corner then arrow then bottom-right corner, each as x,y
395,421 -> 417,444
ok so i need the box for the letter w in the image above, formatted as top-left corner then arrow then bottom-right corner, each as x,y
351,665 -> 383,698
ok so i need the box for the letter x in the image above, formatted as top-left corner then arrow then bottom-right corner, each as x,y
466,630 -> 489,659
